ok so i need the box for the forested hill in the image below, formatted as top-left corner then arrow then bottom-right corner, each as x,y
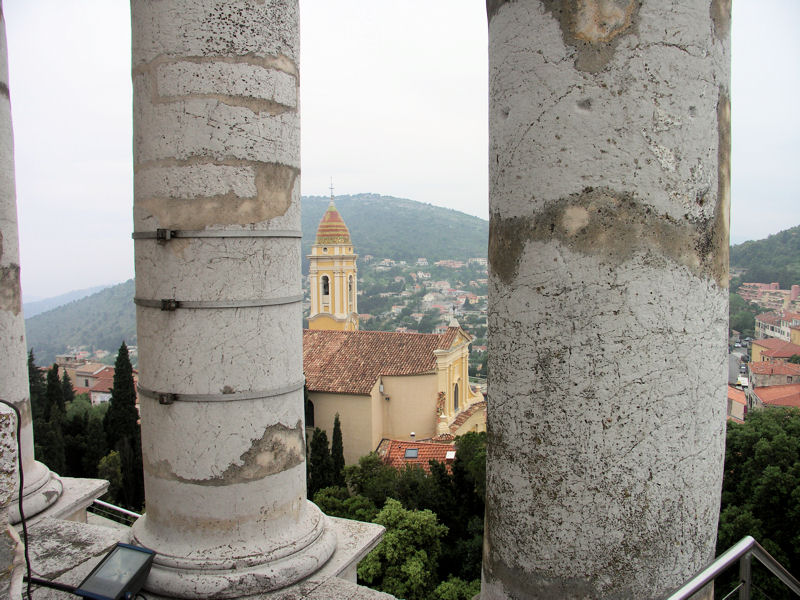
301,194 -> 488,272
730,225 -> 800,288
26,279 -> 136,367
25,195 -> 489,365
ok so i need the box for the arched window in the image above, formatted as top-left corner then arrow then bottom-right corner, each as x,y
454,383 -> 459,411
305,398 -> 315,428
321,275 -> 329,296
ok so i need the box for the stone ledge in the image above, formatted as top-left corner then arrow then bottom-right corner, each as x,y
22,477 -> 109,526
23,512 -> 392,599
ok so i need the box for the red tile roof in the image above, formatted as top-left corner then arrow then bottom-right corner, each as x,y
449,400 -> 487,433
315,201 -> 352,245
727,385 -> 746,405
755,312 -> 781,326
755,384 -> 800,408
748,362 -> 800,376
303,328 -> 461,395
379,439 -> 456,472
752,338 -> 800,358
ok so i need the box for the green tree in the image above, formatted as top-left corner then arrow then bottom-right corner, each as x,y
358,498 -> 448,600
431,576 -> 481,600
103,343 -> 144,510
717,408 -> 800,599
331,413 -> 345,487
61,370 -> 75,405
312,486 -> 378,522
307,428 -> 333,499
45,363 -> 65,419
789,354 -> 800,364
82,415 -> 107,478
98,450 -> 123,505
344,452 -> 398,509
28,350 -> 46,422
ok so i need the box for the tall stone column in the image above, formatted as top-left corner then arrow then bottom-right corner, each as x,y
484,1 -> 730,598
0,0 -> 62,523
130,2 -> 335,597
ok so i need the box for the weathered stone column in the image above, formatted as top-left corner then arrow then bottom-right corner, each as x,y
484,1 -> 730,598
0,0 -> 62,524
130,2 -> 335,597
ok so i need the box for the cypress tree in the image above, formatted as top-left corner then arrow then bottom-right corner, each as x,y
331,413 -> 345,487
307,428 -> 333,499
61,370 -> 75,405
28,350 -> 46,422
45,363 -> 64,419
103,342 -> 144,510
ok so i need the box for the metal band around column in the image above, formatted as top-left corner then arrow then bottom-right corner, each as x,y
138,378 -> 305,405
133,294 -> 302,311
132,229 -> 302,241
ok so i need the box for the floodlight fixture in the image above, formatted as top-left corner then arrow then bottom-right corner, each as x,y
73,542 -> 155,600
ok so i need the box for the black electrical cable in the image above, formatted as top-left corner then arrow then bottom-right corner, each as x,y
0,399 -> 32,599
22,575 -> 75,593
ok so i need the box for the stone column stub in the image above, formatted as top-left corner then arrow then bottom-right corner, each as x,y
483,1 -> 730,598
0,0 -> 63,525
130,1 -> 335,597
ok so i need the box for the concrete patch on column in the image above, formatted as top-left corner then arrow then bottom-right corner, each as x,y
0,265 -> 20,314
539,0 -> 640,72
136,161 -> 297,229
489,188 -> 729,288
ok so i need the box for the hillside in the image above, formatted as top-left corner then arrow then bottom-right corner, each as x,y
23,284 -> 110,318
301,194 -> 488,272
730,224 -> 800,288
25,195 -> 489,365
26,279 -> 136,366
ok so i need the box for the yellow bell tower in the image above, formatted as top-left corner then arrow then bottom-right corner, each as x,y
308,192 -> 359,331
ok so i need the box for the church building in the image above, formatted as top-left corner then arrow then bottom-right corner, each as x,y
303,199 -> 485,464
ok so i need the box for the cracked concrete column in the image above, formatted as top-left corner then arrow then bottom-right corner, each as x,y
130,2 -> 335,597
0,1 -> 63,525
484,1 -> 730,598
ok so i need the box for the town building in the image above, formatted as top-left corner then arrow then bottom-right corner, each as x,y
376,438 -> 456,472
750,338 -> 800,363
748,360 -> 800,388
739,282 -> 800,312
726,385 -> 746,423
304,206 -> 486,464
754,310 -> 800,343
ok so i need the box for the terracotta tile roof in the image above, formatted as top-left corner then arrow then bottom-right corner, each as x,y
90,367 -> 116,392
755,383 -> 800,408
379,439 -> 456,472
752,339 -> 800,358
755,312 -> 781,326
449,400 -> 487,433
303,328 -> 462,395
727,385 -> 746,405
748,362 -> 800,376
75,362 -> 107,376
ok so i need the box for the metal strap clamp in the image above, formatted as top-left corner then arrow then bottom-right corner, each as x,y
138,378 -> 305,405
133,294 -> 303,310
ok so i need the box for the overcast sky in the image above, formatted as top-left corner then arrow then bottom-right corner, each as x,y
4,1 -> 799,299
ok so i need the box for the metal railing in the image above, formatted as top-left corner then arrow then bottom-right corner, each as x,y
666,536 -> 800,600
87,499 -> 142,527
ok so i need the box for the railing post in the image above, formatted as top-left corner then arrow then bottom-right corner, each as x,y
739,552 -> 752,600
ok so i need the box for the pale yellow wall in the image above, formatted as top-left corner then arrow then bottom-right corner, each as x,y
307,390 -> 373,465
751,344 -> 766,363
308,242 -> 358,330
381,374 -> 438,441
791,327 -> 800,346
452,407 -> 487,436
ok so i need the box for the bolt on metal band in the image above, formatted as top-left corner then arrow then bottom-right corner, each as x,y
133,294 -> 303,310
132,229 -> 302,242
138,378 -> 305,405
